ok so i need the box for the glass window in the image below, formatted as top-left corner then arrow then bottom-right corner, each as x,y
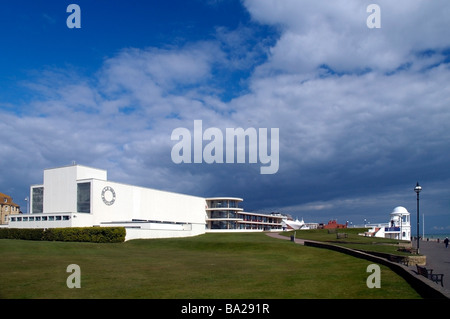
227,221 -> 237,229
229,201 -> 237,208
49,216 -> 54,221
211,221 -> 228,229
55,216 -> 61,221
32,187 -> 44,214
211,210 -> 228,218
77,182 -> 91,213
63,215 -> 70,220
42,216 -> 47,221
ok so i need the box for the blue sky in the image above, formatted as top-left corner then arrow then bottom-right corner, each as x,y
1,0 -> 450,234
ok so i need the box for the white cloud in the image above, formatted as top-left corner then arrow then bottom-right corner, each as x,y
1,0 -> 450,232
244,0 -> 450,74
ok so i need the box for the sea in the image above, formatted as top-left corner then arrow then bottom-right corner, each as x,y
422,233 -> 450,241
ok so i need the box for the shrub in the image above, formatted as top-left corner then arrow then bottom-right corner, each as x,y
0,228 -> 45,240
0,227 -> 125,243
43,227 -> 126,243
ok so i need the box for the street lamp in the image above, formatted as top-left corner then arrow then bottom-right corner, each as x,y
24,196 -> 29,214
414,182 -> 422,254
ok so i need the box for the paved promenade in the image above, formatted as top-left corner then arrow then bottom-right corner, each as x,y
411,239 -> 450,293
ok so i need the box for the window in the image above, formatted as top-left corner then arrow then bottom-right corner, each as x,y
211,221 -> 228,229
63,215 -> 70,221
55,216 -> 61,221
229,201 -> 239,208
211,211 -> 228,218
77,182 -> 91,213
32,187 -> 44,214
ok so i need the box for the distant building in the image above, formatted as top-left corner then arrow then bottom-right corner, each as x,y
0,192 -> 20,225
362,206 -> 411,240
321,220 -> 348,229
282,217 -> 319,230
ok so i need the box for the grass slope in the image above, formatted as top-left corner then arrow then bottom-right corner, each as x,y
0,233 -> 421,299
282,228 -> 415,255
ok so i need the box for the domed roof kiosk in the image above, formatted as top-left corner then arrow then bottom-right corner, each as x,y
388,206 -> 411,240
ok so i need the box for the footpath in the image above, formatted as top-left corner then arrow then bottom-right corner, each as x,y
266,232 -> 450,298
410,240 -> 450,294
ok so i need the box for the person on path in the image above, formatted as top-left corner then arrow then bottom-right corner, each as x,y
444,237 -> 449,248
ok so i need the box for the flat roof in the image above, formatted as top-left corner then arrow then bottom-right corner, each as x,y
206,197 -> 243,201
44,163 -> 107,173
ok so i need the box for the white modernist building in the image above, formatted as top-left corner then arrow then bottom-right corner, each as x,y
363,206 -> 411,240
6,164 -> 283,240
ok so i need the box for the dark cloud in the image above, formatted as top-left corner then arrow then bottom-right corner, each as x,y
1,0 -> 449,233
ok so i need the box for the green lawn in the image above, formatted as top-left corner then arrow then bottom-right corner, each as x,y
282,228 -> 414,255
0,233 -> 421,299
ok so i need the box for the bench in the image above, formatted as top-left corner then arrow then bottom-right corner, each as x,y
336,233 -> 348,239
416,265 -> 444,287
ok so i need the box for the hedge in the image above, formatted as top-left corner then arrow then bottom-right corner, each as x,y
0,227 -> 126,243
0,228 -> 45,241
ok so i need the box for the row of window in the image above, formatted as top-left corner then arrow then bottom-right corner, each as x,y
10,215 -> 71,222
207,200 -> 240,209
209,211 -> 281,223
0,205 -> 19,212
209,220 -> 282,230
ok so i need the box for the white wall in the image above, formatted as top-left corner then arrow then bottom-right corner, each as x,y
41,165 -> 107,214
18,165 -> 209,239
91,180 -> 207,227
122,223 -> 205,241
76,165 -> 107,180
43,166 -> 77,213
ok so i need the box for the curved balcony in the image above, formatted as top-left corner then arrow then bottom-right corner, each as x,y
206,197 -> 243,210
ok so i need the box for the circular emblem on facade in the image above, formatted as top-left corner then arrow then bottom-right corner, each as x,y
101,186 -> 116,206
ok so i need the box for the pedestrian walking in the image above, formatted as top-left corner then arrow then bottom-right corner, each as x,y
444,237 -> 449,248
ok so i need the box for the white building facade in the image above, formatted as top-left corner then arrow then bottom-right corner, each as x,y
6,164 -> 283,240
206,198 -> 283,231
363,206 -> 411,240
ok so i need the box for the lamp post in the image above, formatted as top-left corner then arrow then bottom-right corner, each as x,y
414,182 -> 422,254
24,196 -> 29,214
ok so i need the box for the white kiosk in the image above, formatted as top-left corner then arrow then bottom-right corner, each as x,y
364,206 -> 411,240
